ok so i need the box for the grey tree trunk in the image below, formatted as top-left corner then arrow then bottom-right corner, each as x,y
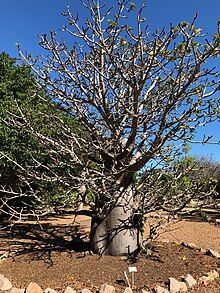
90,188 -> 142,255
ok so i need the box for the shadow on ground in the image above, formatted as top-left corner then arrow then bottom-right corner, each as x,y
0,218 -> 91,266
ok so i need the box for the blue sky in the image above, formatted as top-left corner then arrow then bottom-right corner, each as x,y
0,0 -> 219,161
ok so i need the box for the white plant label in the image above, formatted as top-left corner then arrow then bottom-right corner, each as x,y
128,266 -> 137,273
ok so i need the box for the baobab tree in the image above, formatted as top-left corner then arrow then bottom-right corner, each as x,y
1,0 -> 219,255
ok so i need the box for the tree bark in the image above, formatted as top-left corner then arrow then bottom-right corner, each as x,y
90,188 -> 142,255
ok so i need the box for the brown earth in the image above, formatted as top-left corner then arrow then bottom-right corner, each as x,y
0,214 -> 220,292
156,220 -> 220,252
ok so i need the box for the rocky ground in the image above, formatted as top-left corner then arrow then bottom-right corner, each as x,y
0,213 -> 219,292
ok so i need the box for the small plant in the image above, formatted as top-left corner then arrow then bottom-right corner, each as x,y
142,246 -> 153,256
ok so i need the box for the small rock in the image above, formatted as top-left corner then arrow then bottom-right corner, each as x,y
44,288 -> 57,293
26,283 -> 43,293
64,287 -> 77,293
123,288 -> 133,293
0,281 -> 3,290
81,289 -> 92,293
0,274 -> 13,291
184,274 -> 197,287
208,249 -> 220,258
187,243 -> 199,250
198,276 -> 211,286
169,277 -> 181,293
153,285 -> 169,293
179,282 -> 187,292
142,289 -> 150,293
99,284 -> 115,293
10,288 -> 25,293
181,242 -> 188,247
0,275 -> 4,289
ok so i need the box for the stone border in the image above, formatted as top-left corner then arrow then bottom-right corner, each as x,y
152,240 -> 220,293
0,241 -> 219,293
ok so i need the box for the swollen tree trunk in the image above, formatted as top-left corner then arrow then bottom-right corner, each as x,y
90,188 -> 142,255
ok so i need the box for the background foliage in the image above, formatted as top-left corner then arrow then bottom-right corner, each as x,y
0,52 -> 82,218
